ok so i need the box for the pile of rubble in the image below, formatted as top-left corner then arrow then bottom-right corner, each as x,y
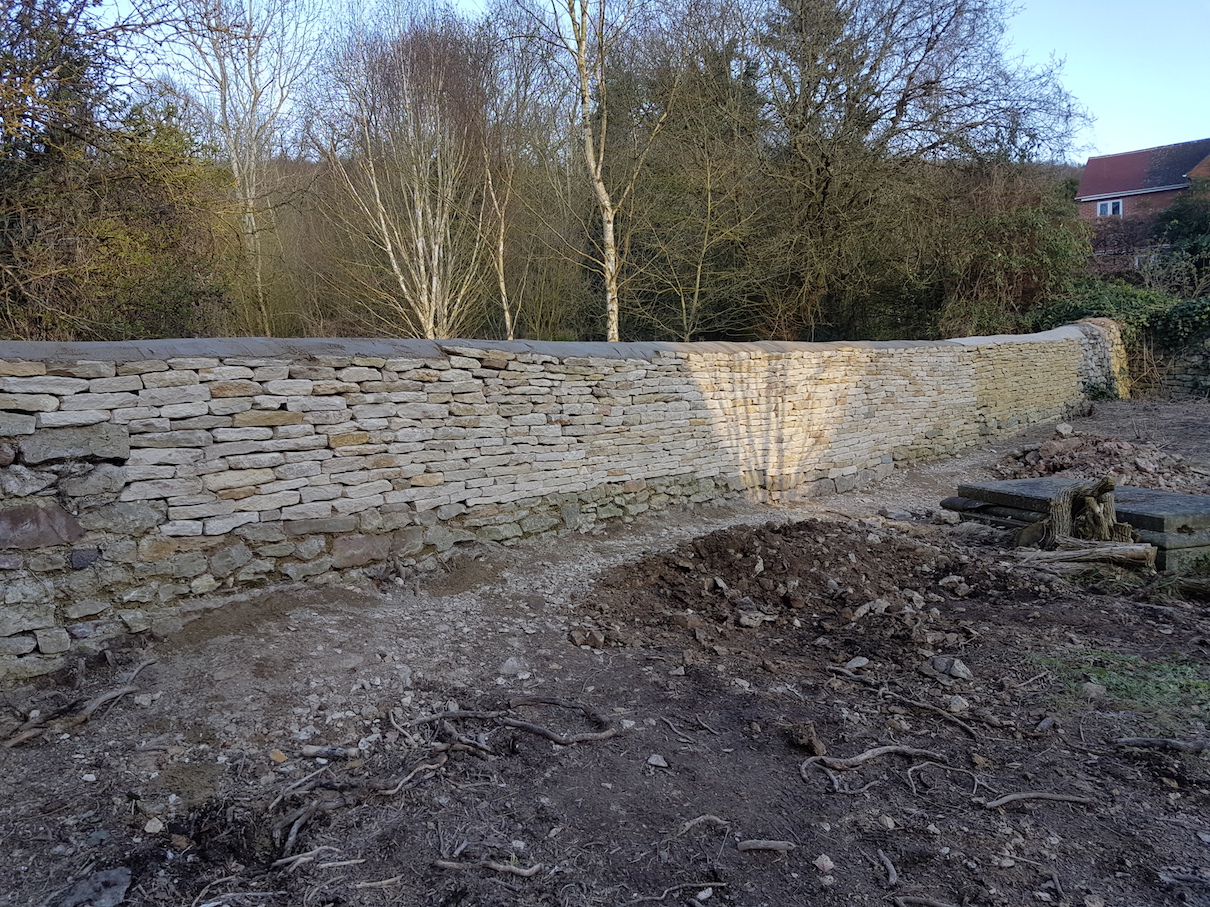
993,424 -> 1210,494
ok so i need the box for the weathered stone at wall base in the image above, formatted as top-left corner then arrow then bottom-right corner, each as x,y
0,413 -> 36,436
0,654 -> 65,682
34,627 -> 71,654
0,601 -> 54,636
0,503 -> 85,549
69,547 -> 102,569
332,535 -> 391,568
0,635 -> 36,655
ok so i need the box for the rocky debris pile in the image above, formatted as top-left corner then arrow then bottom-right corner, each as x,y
993,423 -> 1210,494
584,518 -> 1057,664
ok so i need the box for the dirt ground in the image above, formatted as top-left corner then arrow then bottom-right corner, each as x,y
2,400 -> 1210,907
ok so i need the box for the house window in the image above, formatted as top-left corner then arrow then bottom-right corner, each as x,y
1097,199 -> 1123,217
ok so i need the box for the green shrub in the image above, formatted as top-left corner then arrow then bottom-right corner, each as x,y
1153,297 -> 1210,347
1024,280 -> 1178,342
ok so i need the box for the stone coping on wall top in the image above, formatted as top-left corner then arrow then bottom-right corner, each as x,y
0,326 -> 1087,363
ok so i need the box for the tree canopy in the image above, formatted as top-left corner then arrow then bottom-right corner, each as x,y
0,0 -> 1098,343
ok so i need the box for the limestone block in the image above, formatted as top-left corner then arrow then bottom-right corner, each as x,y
117,608 -> 154,632
56,464 -> 124,500
161,520 -> 204,536
127,417 -> 171,434
332,534 -> 390,568
211,428 -> 272,443
337,367 -> 382,382
233,410 -> 304,427
0,635 -> 37,656
299,484 -> 340,504
259,478 -> 308,495
77,501 -> 164,532
287,396 -> 347,412
232,490 -> 300,511
203,468 -> 275,492
283,516 -> 358,535
209,380 -> 264,397
0,375 -> 89,395
129,448 -> 199,466
142,370 -> 199,388
281,557 -> 333,580
274,461 -> 321,480
225,452 -> 285,469
198,365 -> 253,383
290,366 -> 337,380
210,541 -> 253,575
0,464 -> 56,496
0,412 -> 36,435
0,393 -> 59,412
282,501 -> 334,520
34,627 -> 71,654
138,385 -> 209,407
60,392 -> 138,410
159,402 -> 210,420
111,406 -> 159,424
263,435 -> 327,453
264,379 -> 313,395
37,410 -> 109,428
120,477 -> 204,501
0,360 -> 46,377
130,430 -> 211,449
166,357 -> 219,370
90,375 -> 143,393
0,599 -> 53,635
64,598 -> 110,620
329,431 -> 370,447
209,398 -> 253,415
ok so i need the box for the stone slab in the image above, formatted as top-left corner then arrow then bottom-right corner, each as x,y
0,503 -> 86,550
20,423 -> 129,463
957,478 -> 1210,533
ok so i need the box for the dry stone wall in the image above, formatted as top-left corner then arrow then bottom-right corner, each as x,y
0,322 -> 1123,682
1163,335 -> 1210,398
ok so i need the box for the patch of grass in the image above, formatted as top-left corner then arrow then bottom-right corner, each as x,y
1036,650 -> 1210,713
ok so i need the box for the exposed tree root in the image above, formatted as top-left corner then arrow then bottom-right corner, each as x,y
1115,737 -> 1207,754
3,684 -> 139,748
737,839 -> 796,852
978,791 -> 1094,810
434,859 -> 543,878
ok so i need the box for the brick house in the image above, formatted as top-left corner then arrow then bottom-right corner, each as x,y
1076,138 -> 1210,266
1076,137 -> 1210,223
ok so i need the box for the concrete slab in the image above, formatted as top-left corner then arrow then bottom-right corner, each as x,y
957,478 -> 1210,533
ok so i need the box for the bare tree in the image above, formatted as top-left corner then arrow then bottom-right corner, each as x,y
315,12 -> 490,340
521,0 -> 681,341
168,0 -> 321,336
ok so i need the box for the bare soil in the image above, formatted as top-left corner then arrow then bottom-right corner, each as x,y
3,400 -> 1210,907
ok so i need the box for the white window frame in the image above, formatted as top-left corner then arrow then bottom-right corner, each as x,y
1097,199 -> 1123,217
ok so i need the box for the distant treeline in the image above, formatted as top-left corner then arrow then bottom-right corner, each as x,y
1,0 -> 1101,343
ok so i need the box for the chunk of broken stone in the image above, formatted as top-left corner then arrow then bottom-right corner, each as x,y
929,655 -> 973,681
47,867 -> 131,907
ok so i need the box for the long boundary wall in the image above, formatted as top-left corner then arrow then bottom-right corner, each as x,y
0,322 -> 1125,682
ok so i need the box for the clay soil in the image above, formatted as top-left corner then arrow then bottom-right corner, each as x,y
2,400 -> 1210,907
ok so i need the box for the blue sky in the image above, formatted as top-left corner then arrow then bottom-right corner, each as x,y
1005,0 -> 1210,160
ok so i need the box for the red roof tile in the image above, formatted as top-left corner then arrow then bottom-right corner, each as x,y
1076,138 -> 1210,199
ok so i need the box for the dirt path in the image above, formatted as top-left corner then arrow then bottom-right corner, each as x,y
2,401 -> 1208,907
